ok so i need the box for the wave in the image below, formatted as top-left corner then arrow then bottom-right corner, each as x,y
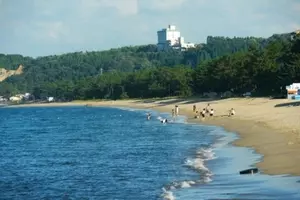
156,114 -> 187,124
161,146 -> 216,200
111,106 -> 227,200
113,106 -> 152,113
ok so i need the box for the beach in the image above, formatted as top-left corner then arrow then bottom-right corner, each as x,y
9,97 -> 300,176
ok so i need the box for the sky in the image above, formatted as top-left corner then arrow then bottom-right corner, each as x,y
0,0 -> 300,57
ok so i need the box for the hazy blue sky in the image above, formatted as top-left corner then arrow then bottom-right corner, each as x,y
1,0 -> 300,57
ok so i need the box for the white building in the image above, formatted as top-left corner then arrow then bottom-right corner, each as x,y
157,25 -> 195,51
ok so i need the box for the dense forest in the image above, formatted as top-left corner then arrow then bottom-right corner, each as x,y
0,32 -> 299,100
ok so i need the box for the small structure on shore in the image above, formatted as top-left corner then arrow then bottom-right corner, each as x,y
48,97 -> 55,102
0,96 -> 7,102
286,83 -> 300,99
9,94 -> 24,103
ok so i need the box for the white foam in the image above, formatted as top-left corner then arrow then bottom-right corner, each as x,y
196,148 -> 217,160
203,176 -> 212,183
114,106 -> 224,199
161,147 -> 216,198
163,180 -> 198,191
184,147 -> 217,172
184,157 -> 209,171
180,181 -> 192,188
114,106 -> 152,113
162,188 -> 176,200
157,116 -> 163,121
207,128 -> 223,135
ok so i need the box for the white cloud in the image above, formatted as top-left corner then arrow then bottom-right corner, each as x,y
293,3 -> 300,12
142,0 -> 187,11
101,0 -> 138,15
33,0 -> 56,16
17,21 -> 70,42
289,23 -> 300,31
78,0 -> 138,17
1,0 -> 300,57
39,21 -> 69,40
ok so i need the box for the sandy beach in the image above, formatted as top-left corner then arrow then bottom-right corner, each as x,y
8,97 -> 300,176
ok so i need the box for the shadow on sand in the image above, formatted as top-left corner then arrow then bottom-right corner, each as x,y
135,97 -> 218,107
181,98 -> 218,105
134,99 -> 185,107
274,101 -> 300,108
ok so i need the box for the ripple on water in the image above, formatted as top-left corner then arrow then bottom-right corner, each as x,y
0,106 -> 300,200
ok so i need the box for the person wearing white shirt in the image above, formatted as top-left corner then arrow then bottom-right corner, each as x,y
175,105 -> 179,116
201,109 -> 206,118
229,108 -> 235,116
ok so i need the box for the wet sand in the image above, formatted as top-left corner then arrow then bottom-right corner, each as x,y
8,97 -> 300,175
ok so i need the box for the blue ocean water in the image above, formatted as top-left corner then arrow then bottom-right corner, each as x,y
0,106 -> 300,200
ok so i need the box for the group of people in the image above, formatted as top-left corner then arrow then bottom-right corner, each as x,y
193,103 -> 235,119
146,112 -> 168,123
146,103 -> 236,122
146,105 -> 180,124
193,103 -> 214,119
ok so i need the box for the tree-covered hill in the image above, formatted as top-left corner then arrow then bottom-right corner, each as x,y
0,31 -> 298,99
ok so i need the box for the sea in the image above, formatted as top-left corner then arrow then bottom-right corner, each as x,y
1,106 -> 300,200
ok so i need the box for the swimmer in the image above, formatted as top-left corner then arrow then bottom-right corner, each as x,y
161,118 -> 168,124
147,113 -> 151,120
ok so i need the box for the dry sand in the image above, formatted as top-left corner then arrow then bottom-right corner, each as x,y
8,97 -> 300,176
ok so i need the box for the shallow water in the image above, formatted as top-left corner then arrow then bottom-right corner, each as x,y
0,106 -> 299,200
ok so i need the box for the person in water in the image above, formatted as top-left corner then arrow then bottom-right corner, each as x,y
171,109 -> 175,118
161,118 -> 168,123
147,113 -> 151,120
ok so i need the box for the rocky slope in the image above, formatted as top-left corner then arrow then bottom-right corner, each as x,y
0,65 -> 23,82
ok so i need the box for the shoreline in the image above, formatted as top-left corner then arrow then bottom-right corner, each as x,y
5,97 -> 300,176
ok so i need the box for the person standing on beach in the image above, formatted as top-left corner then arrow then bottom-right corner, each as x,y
194,111 -> 200,118
193,104 -> 197,112
229,108 -> 235,117
205,103 -> 211,114
201,108 -> 206,118
209,109 -> 214,117
175,105 -> 179,116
